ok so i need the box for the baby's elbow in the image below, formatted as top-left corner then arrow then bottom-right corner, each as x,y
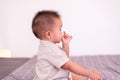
61,60 -> 72,70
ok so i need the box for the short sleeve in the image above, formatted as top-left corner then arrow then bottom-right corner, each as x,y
46,47 -> 70,69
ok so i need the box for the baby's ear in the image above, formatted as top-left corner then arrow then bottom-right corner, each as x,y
45,31 -> 51,39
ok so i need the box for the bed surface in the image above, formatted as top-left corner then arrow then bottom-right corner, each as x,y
1,55 -> 120,80
0,58 -> 30,79
71,55 -> 120,80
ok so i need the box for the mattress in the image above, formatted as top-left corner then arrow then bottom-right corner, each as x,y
0,58 -> 30,79
70,55 -> 120,80
1,55 -> 120,80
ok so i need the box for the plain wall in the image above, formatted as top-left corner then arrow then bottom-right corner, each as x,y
0,0 -> 120,57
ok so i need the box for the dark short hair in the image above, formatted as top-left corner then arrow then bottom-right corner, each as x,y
32,10 -> 61,39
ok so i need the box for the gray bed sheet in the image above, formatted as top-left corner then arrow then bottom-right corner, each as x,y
71,55 -> 120,80
0,58 -> 30,79
2,55 -> 120,80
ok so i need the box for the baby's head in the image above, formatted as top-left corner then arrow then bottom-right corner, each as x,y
32,10 -> 63,43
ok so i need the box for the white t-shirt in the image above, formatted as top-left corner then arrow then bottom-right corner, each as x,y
33,40 -> 71,80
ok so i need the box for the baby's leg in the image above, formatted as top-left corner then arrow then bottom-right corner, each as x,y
72,74 -> 87,80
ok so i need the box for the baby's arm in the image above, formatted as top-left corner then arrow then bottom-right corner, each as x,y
62,32 -> 72,57
62,32 -> 102,80
62,60 -> 102,80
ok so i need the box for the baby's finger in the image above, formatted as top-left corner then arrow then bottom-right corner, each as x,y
64,31 -> 67,36
100,73 -> 102,80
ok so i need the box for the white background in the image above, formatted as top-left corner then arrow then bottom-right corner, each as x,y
0,0 -> 120,57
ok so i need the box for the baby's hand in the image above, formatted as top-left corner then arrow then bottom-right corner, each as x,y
89,70 -> 102,80
62,32 -> 72,45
